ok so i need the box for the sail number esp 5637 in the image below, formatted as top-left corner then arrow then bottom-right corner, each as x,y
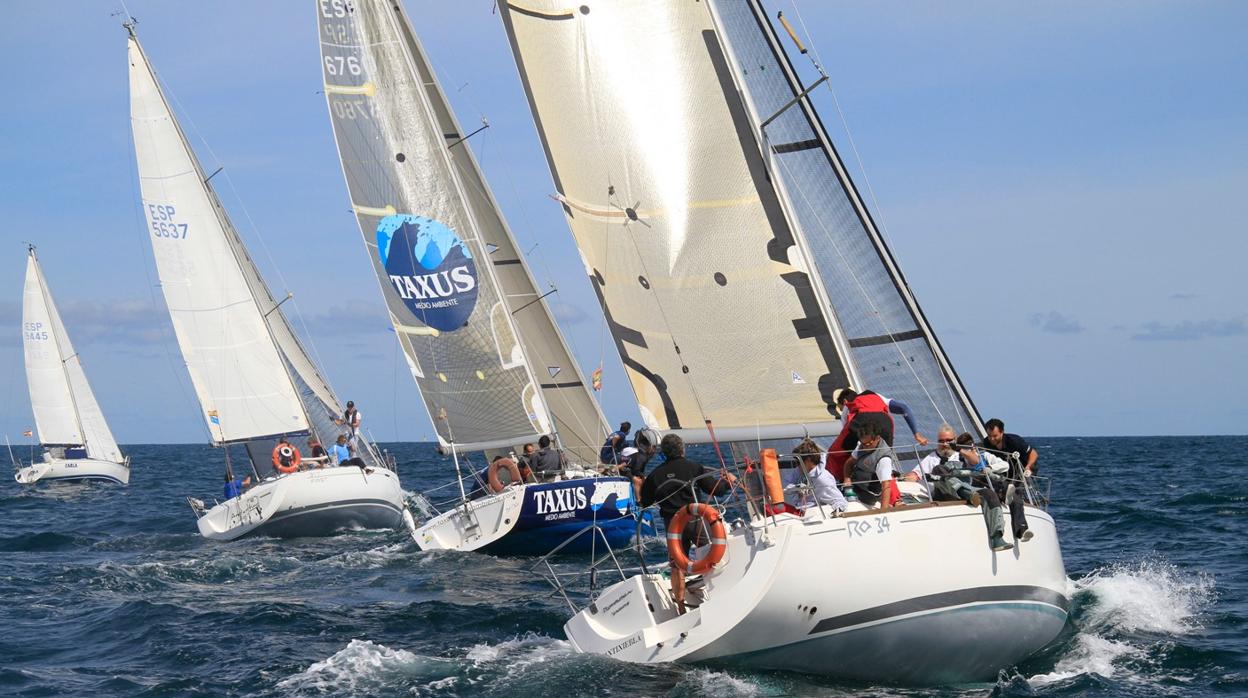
146,203 -> 187,240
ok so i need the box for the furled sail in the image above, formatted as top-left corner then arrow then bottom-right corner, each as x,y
128,31 -> 370,469
317,0 -> 608,459
706,0 -> 983,445
22,249 -> 124,463
499,1 -> 858,443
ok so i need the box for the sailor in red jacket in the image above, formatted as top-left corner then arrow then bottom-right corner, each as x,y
825,387 -> 929,484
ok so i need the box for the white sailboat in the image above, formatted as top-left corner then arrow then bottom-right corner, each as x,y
315,0 -> 634,554
126,25 -> 408,540
500,0 -> 1068,683
16,246 -> 130,486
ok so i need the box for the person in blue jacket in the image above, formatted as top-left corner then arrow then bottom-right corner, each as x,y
599,421 -> 632,464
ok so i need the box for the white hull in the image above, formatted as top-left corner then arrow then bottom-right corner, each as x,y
15,457 -> 130,485
195,466 -> 406,541
415,486 -> 525,552
565,501 -> 1068,684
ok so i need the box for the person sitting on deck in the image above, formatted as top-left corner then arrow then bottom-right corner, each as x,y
982,418 -> 1036,542
531,435 -> 565,480
599,421 -> 632,465
307,437 -> 328,467
331,434 -> 367,469
640,434 -> 736,614
907,427 -> 1012,551
224,473 -> 244,500
790,438 -> 847,512
842,421 -> 899,509
518,443 -> 537,483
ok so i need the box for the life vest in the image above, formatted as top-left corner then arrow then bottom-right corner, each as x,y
599,430 -> 628,464
851,442 -> 901,506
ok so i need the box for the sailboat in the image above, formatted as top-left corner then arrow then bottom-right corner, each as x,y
127,25 -> 408,540
315,0 -> 634,554
499,0 -> 1069,684
15,246 -> 130,485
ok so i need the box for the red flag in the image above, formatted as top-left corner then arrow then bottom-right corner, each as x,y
591,367 -> 603,392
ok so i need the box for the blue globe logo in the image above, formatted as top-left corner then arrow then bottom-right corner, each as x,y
376,214 -> 479,332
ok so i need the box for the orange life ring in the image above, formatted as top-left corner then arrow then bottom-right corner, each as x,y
272,444 -> 301,473
487,458 -> 522,493
666,502 -> 728,575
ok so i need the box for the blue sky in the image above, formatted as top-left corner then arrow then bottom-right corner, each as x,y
1,1 -> 1245,443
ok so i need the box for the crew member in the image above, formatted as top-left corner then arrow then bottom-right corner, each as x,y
982,418 -> 1036,542
599,421 -> 632,465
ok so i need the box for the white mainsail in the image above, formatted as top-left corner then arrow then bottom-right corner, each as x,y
22,248 -> 124,463
128,33 -> 310,445
499,0 -> 859,443
317,0 -> 608,460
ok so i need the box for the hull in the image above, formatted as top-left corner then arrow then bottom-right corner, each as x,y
195,466 -> 406,541
565,502 -> 1069,685
15,458 -> 130,485
414,476 -> 636,555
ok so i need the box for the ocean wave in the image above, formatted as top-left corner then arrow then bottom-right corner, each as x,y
1026,558 -> 1216,688
0,531 -> 91,552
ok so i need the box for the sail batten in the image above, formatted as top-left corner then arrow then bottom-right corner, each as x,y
319,0 -> 608,461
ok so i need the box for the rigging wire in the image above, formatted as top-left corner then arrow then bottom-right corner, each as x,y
785,1 -> 970,429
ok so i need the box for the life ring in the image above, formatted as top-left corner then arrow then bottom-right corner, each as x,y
666,502 -> 728,575
272,444 -> 301,473
487,458 -> 522,493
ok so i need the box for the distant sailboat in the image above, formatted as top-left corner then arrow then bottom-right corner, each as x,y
316,0 -> 634,553
15,246 -> 129,485
126,24 -> 408,540
501,0 -> 1069,683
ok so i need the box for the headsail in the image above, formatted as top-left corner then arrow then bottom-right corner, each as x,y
706,1 -> 983,445
317,0 -> 608,460
499,1 -> 857,443
128,30 -> 373,467
23,249 -> 124,463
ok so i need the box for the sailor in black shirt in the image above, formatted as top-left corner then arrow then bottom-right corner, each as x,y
640,434 -> 735,613
982,418 -> 1038,541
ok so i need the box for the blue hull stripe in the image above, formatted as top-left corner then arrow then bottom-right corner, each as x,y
809,584 -> 1070,635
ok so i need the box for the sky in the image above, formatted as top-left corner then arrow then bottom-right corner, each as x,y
1,1 -> 1245,443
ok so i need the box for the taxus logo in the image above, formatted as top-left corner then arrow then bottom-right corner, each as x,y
534,486 -> 588,515
376,214 -> 478,332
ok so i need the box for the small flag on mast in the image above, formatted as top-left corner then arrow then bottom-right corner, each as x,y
591,367 -> 603,392
23,430 -> 33,437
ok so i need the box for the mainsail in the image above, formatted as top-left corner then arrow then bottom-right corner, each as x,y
499,1 -> 981,447
128,29 -> 377,469
22,248 -> 124,463
317,0 -> 608,460
499,1 -> 857,443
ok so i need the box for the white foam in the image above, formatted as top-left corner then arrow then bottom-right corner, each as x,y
464,633 -> 574,670
1075,558 -> 1215,635
676,668 -> 763,697
1029,633 -> 1138,685
321,542 -> 412,569
1028,558 -> 1215,687
277,639 -> 451,694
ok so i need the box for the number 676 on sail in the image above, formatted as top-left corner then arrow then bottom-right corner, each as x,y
146,203 -> 187,239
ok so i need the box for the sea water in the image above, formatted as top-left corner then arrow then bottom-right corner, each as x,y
0,436 -> 1243,696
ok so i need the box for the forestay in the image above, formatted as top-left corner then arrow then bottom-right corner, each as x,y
22,250 -> 124,463
318,0 -> 607,459
707,0 -> 982,446
499,1 -> 856,443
